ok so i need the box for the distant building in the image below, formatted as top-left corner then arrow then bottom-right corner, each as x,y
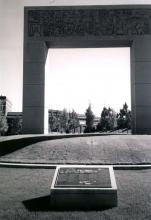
49,109 -> 62,119
0,96 -> 12,115
78,114 -> 100,132
7,112 -> 22,135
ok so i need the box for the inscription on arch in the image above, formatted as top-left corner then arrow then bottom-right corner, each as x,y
28,9 -> 151,38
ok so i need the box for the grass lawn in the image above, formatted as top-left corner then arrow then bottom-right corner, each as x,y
1,135 -> 151,165
0,167 -> 151,220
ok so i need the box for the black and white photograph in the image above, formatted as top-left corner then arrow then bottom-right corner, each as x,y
0,0 -> 151,219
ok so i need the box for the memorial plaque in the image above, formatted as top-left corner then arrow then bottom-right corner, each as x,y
50,165 -> 117,210
55,167 -> 111,188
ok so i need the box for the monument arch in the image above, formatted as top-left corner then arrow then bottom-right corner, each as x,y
23,5 -> 151,134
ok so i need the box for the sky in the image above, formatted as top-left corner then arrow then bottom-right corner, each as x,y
45,48 -> 130,116
0,0 -> 151,112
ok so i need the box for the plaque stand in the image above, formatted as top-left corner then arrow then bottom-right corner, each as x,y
50,165 -> 117,210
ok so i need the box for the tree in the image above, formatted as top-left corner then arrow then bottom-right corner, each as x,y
85,104 -> 95,133
11,116 -> 22,134
107,107 -> 117,130
98,107 -> 117,131
97,107 -> 108,131
0,110 -> 8,136
68,110 -> 79,133
60,108 -> 69,133
49,110 -> 60,132
117,102 -> 131,130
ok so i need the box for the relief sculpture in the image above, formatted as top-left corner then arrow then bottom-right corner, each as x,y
27,9 -> 151,37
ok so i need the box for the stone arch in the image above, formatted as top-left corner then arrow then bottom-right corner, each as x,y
23,5 -> 151,134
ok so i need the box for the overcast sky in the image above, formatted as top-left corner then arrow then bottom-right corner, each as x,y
0,0 -> 151,113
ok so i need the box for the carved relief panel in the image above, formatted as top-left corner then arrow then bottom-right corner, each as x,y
27,9 -> 151,38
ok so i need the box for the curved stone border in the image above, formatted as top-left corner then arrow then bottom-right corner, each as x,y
0,162 -> 151,170
0,162 -> 56,169
114,164 -> 151,170
0,132 -> 130,143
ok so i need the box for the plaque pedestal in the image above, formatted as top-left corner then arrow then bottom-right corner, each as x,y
50,165 -> 117,210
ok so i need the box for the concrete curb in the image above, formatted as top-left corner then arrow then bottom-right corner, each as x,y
0,162 -> 151,170
0,162 -> 56,169
113,164 -> 151,170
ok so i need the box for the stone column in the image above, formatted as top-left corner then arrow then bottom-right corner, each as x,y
132,36 -> 151,134
22,41 -> 48,134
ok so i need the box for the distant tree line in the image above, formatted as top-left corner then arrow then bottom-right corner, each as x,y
49,102 -> 131,134
84,102 -> 131,133
0,102 -> 131,135
49,109 -> 80,133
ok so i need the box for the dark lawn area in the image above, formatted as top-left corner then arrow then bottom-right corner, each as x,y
0,167 -> 151,220
1,135 -> 151,165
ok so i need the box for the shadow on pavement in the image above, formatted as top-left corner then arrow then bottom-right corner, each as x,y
23,195 -> 51,211
23,195 -> 112,211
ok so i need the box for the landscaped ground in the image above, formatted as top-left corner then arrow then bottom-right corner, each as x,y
0,135 -> 151,219
1,135 -> 151,164
0,167 -> 151,220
